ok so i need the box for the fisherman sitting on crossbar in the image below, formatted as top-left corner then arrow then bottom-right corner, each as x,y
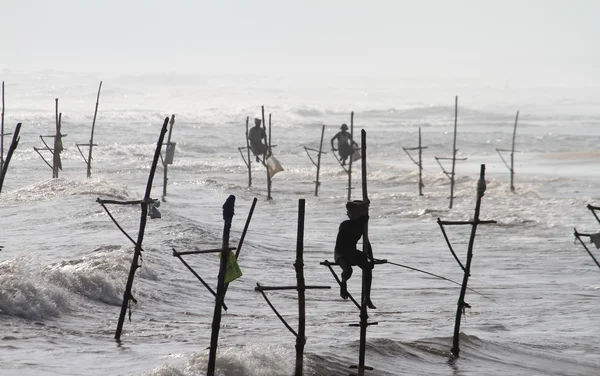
335,200 -> 376,309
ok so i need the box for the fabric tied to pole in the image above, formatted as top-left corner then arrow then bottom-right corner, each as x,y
267,156 -> 284,177
590,233 -> 600,249
219,251 -> 243,283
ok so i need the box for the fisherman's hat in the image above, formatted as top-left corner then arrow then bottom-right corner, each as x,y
254,118 -> 262,125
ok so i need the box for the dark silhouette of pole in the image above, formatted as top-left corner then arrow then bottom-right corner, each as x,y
418,128 -> 423,196
295,199 -> 306,375
1,81 -> 5,172
315,125 -> 325,196
451,164 -> 487,357
245,116 -> 252,187
162,114 -> 176,199
207,195 -> 236,376
114,117 -> 169,341
510,111 -> 519,192
86,81 -> 102,178
0,123 -> 21,194
356,129 -> 373,376
348,112 -> 354,201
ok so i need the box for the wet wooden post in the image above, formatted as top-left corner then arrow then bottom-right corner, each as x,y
304,125 -> 327,196
107,117 -> 169,341
0,123 -> 22,194
294,199 -> 306,375
87,82 -> 102,178
436,164 -> 496,357
356,129 -> 372,376
254,199 -> 330,375
435,96 -> 466,208
245,116 -> 252,187
1,81 -> 5,171
76,82 -> 103,178
348,112 -> 354,201
496,111 -> 519,192
261,106 -> 273,200
402,127 -> 428,196
449,96 -> 458,208
207,195 -> 236,376
315,125 -> 325,196
161,114 -> 176,200
51,99 -> 63,178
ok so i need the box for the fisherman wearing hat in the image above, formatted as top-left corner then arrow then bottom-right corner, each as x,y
330,123 -> 357,165
248,118 -> 268,163
334,200 -> 376,309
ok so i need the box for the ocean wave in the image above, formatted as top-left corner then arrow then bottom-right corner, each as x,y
0,178 -> 130,204
0,258 -> 71,320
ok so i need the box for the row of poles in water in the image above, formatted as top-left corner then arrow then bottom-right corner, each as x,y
91,113 -> 497,375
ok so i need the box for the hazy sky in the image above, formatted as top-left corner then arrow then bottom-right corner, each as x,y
1,0 -> 598,86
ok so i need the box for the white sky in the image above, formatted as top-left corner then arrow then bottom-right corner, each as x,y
1,0 -> 598,86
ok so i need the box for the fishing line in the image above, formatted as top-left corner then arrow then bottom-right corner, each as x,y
383,260 -> 496,303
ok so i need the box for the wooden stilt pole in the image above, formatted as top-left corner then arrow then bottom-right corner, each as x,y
53,99 -> 59,178
262,106 -> 272,200
86,81 -> 102,178
315,125 -> 325,196
207,195 -> 236,376
162,114 -> 176,199
449,96 -> 458,209
245,116 -> 252,187
510,111 -> 519,192
267,113 -> 272,200
1,81 -> 5,172
357,129 -> 370,376
402,127 -> 428,196
348,112 -> 354,201
114,117 -> 169,341
451,164 -> 487,357
418,127 -> 423,196
0,123 -> 21,194
294,199 -> 306,375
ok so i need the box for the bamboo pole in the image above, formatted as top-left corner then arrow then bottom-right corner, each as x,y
245,116 -> 252,187
162,114 -> 176,199
207,195 -> 236,376
315,125 -> 325,196
0,123 -> 21,194
54,112 -> 62,179
114,117 -> 169,341
87,81 -> 102,178
1,81 -> 5,172
510,111 -> 519,192
348,112 -> 354,201
449,96 -> 458,209
451,164 -> 487,357
295,199 -> 306,375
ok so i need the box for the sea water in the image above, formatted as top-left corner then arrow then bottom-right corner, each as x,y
1,71 -> 600,375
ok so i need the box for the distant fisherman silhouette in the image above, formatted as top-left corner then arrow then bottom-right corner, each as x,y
248,118 -> 268,162
330,123 -> 357,165
335,200 -> 376,309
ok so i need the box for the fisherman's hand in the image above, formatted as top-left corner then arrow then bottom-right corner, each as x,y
332,148 -> 337,151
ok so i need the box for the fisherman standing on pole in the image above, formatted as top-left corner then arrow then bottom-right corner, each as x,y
331,123 -> 357,166
248,118 -> 267,162
334,200 -> 376,309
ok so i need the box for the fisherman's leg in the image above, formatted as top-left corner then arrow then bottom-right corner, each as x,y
338,258 -> 353,300
356,252 -> 376,309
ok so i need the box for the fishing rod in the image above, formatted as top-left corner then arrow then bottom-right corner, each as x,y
381,259 -> 495,303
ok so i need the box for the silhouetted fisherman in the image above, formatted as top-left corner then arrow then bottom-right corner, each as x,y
248,118 -> 267,162
330,123 -> 357,166
335,200 -> 376,309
